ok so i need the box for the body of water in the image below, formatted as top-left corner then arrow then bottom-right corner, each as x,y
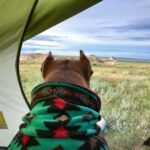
88,49 -> 150,60
22,46 -> 150,61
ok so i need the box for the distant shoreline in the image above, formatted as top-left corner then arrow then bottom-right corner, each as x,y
98,56 -> 150,63
20,53 -> 150,63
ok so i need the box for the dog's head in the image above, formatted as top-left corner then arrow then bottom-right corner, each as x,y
41,50 -> 93,88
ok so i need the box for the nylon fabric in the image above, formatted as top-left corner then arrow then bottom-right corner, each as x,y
0,0 -> 37,146
24,0 -> 102,40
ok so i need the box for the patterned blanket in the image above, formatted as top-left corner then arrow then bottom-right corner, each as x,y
8,82 -> 108,150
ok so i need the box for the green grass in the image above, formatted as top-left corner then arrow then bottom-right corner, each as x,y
19,60 -> 43,102
19,59 -> 150,150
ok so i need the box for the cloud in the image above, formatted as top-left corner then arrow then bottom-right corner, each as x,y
22,37 -> 67,53
102,18 -> 150,32
31,35 -> 68,42
25,40 -> 62,47
128,37 -> 150,41
21,0 -> 150,57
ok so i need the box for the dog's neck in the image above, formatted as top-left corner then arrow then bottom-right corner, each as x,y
44,69 -> 89,88
31,81 -> 101,111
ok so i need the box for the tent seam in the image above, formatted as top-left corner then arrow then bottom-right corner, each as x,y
15,0 -> 39,110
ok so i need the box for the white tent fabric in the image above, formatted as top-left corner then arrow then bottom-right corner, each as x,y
0,0 -> 36,146
0,45 -> 30,146
0,0 -> 101,147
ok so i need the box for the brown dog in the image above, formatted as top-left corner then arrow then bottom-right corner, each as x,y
41,50 -> 93,88
8,50 -> 108,150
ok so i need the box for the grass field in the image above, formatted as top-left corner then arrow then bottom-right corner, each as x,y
19,57 -> 150,150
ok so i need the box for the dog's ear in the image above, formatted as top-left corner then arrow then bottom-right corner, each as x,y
41,51 -> 54,79
79,50 -> 93,86
47,51 -> 54,61
80,50 -> 88,61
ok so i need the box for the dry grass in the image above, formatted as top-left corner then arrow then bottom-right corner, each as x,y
19,59 -> 150,149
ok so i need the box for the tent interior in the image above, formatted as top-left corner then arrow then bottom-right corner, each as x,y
0,0 -> 102,147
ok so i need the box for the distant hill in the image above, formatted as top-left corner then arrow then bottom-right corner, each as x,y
104,56 -> 119,65
20,53 -> 119,65
20,53 -> 46,61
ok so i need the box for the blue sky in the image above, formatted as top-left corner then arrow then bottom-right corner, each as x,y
22,0 -> 150,59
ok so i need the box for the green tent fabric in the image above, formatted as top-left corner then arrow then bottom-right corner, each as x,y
0,0 -> 101,147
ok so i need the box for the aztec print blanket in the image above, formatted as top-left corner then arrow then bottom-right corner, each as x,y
8,82 -> 108,150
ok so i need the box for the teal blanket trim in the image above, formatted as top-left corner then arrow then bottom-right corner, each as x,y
31,81 -> 101,112
32,82 -> 99,101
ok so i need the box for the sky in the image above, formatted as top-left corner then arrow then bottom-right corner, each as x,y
22,0 -> 150,59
